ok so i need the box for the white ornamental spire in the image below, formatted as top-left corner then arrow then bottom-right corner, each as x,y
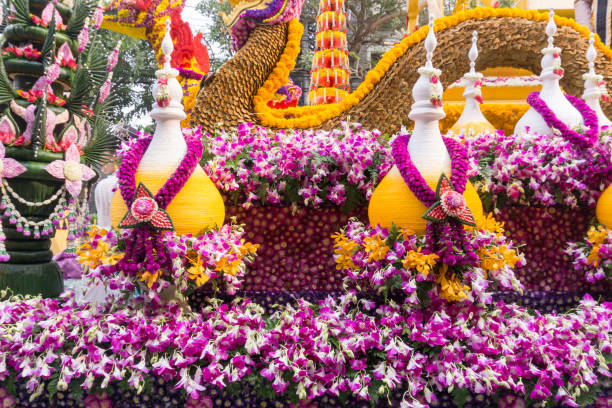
514,9 -> 582,135
450,30 -> 494,136
407,16 -> 451,184
139,19 -> 188,173
582,33 -> 612,128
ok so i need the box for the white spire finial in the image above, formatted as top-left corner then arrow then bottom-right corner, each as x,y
161,19 -> 173,71
424,16 -> 436,69
468,31 -> 478,74
546,9 -> 556,48
587,33 -> 597,74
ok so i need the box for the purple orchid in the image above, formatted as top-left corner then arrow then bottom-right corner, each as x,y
45,144 -> 95,197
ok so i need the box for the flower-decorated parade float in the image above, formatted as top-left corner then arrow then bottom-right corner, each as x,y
0,0 -> 611,407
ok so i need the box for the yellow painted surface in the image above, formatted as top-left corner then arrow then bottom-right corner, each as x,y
449,120 -> 497,135
50,229 -> 68,255
368,166 -> 484,234
443,85 -> 541,103
110,166 -> 225,235
596,184 -> 612,229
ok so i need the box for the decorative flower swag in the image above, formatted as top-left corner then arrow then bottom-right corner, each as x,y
566,224 -> 612,284
202,122 -> 393,211
449,75 -> 541,88
253,8 -> 608,129
77,223 -> 258,301
0,281 -> 609,407
336,216 -> 524,305
462,128 -> 612,208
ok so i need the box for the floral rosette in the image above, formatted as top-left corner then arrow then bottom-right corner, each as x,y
566,224 -> 612,283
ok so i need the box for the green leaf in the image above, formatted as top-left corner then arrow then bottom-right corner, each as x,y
47,371 -> 60,399
85,47 -> 108,89
82,117 -> 118,168
0,57 -> 18,103
575,387 -> 599,406
65,68 -> 92,115
4,370 -> 16,396
40,13 -> 57,69
452,388 -> 469,408
9,0 -> 30,25
341,184 -> 365,214
69,378 -> 84,401
285,178 -> 301,203
65,0 -> 94,39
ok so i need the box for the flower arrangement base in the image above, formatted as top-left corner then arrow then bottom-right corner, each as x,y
495,205 -> 612,293
225,204 -> 367,291
0,158 -> 66,298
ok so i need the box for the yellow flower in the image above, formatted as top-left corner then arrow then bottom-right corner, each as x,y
586,225 -> 609,246
139,270 -> 162,289
477,213 -> 505,235
587,245 -> 602,267
437,265 -> 470,302
478,245 -> 521,273
332,233 -> 360,269
188,254 -> 210,287
399,228 -> 416,241
239,241 -> 259,255
215,256 -> 242,276
402,248 -> 438,276
363,235 -> 389,262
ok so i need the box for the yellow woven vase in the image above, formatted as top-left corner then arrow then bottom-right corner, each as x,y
110,165 -> 225,235
368,166 -> 483,234
596,184 -> 612,229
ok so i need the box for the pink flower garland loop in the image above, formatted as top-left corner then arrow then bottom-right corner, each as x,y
391,133 -> 477,266
526,91 -> 599,149
111,134 -> 204,290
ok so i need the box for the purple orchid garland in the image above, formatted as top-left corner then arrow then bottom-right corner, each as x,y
392,134 -> 477,266
106,134 -> 204,288
526,91 -> 599,149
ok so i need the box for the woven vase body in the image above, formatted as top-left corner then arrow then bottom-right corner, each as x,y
368,165 -> 483,234
596,183 -> 612,229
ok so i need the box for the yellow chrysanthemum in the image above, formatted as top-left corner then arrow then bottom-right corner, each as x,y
402,248 -> 438,276
363,235 -> 389,262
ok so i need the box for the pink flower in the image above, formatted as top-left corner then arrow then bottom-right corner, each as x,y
93,5 -> 104,28
45,143 -> 95,197
0,387 -> 16,407
0,143 -> 26,179
185,396 -> 213,408
78,25 -> 89,52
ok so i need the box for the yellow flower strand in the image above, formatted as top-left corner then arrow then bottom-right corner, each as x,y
254,8 -> 610,130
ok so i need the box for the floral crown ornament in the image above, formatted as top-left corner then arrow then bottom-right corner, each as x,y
423,174 -> 476,227
156,76 -> 170,107
118,183 -> 173,230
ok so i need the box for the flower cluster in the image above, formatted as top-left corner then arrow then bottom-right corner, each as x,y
16,89 -> 66,106
0,285 -> 609,407
335,214 -> 524,305
462,129 -> 612,208
30,13 -> 67,30
202,122 -> 393,210
566,224 -> 612,283
1,44 -> 41,60
77,223 -> 258,300
449,75 -> 541,88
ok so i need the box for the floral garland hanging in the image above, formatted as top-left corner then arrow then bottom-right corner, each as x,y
106,133 -> 203,292
526,91 -> 599,149
391,133 -> 478,266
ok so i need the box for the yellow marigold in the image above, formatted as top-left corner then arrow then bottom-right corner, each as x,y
437,265 -> 470,302
363,235 -> 389,262
402,248 -> 438,276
